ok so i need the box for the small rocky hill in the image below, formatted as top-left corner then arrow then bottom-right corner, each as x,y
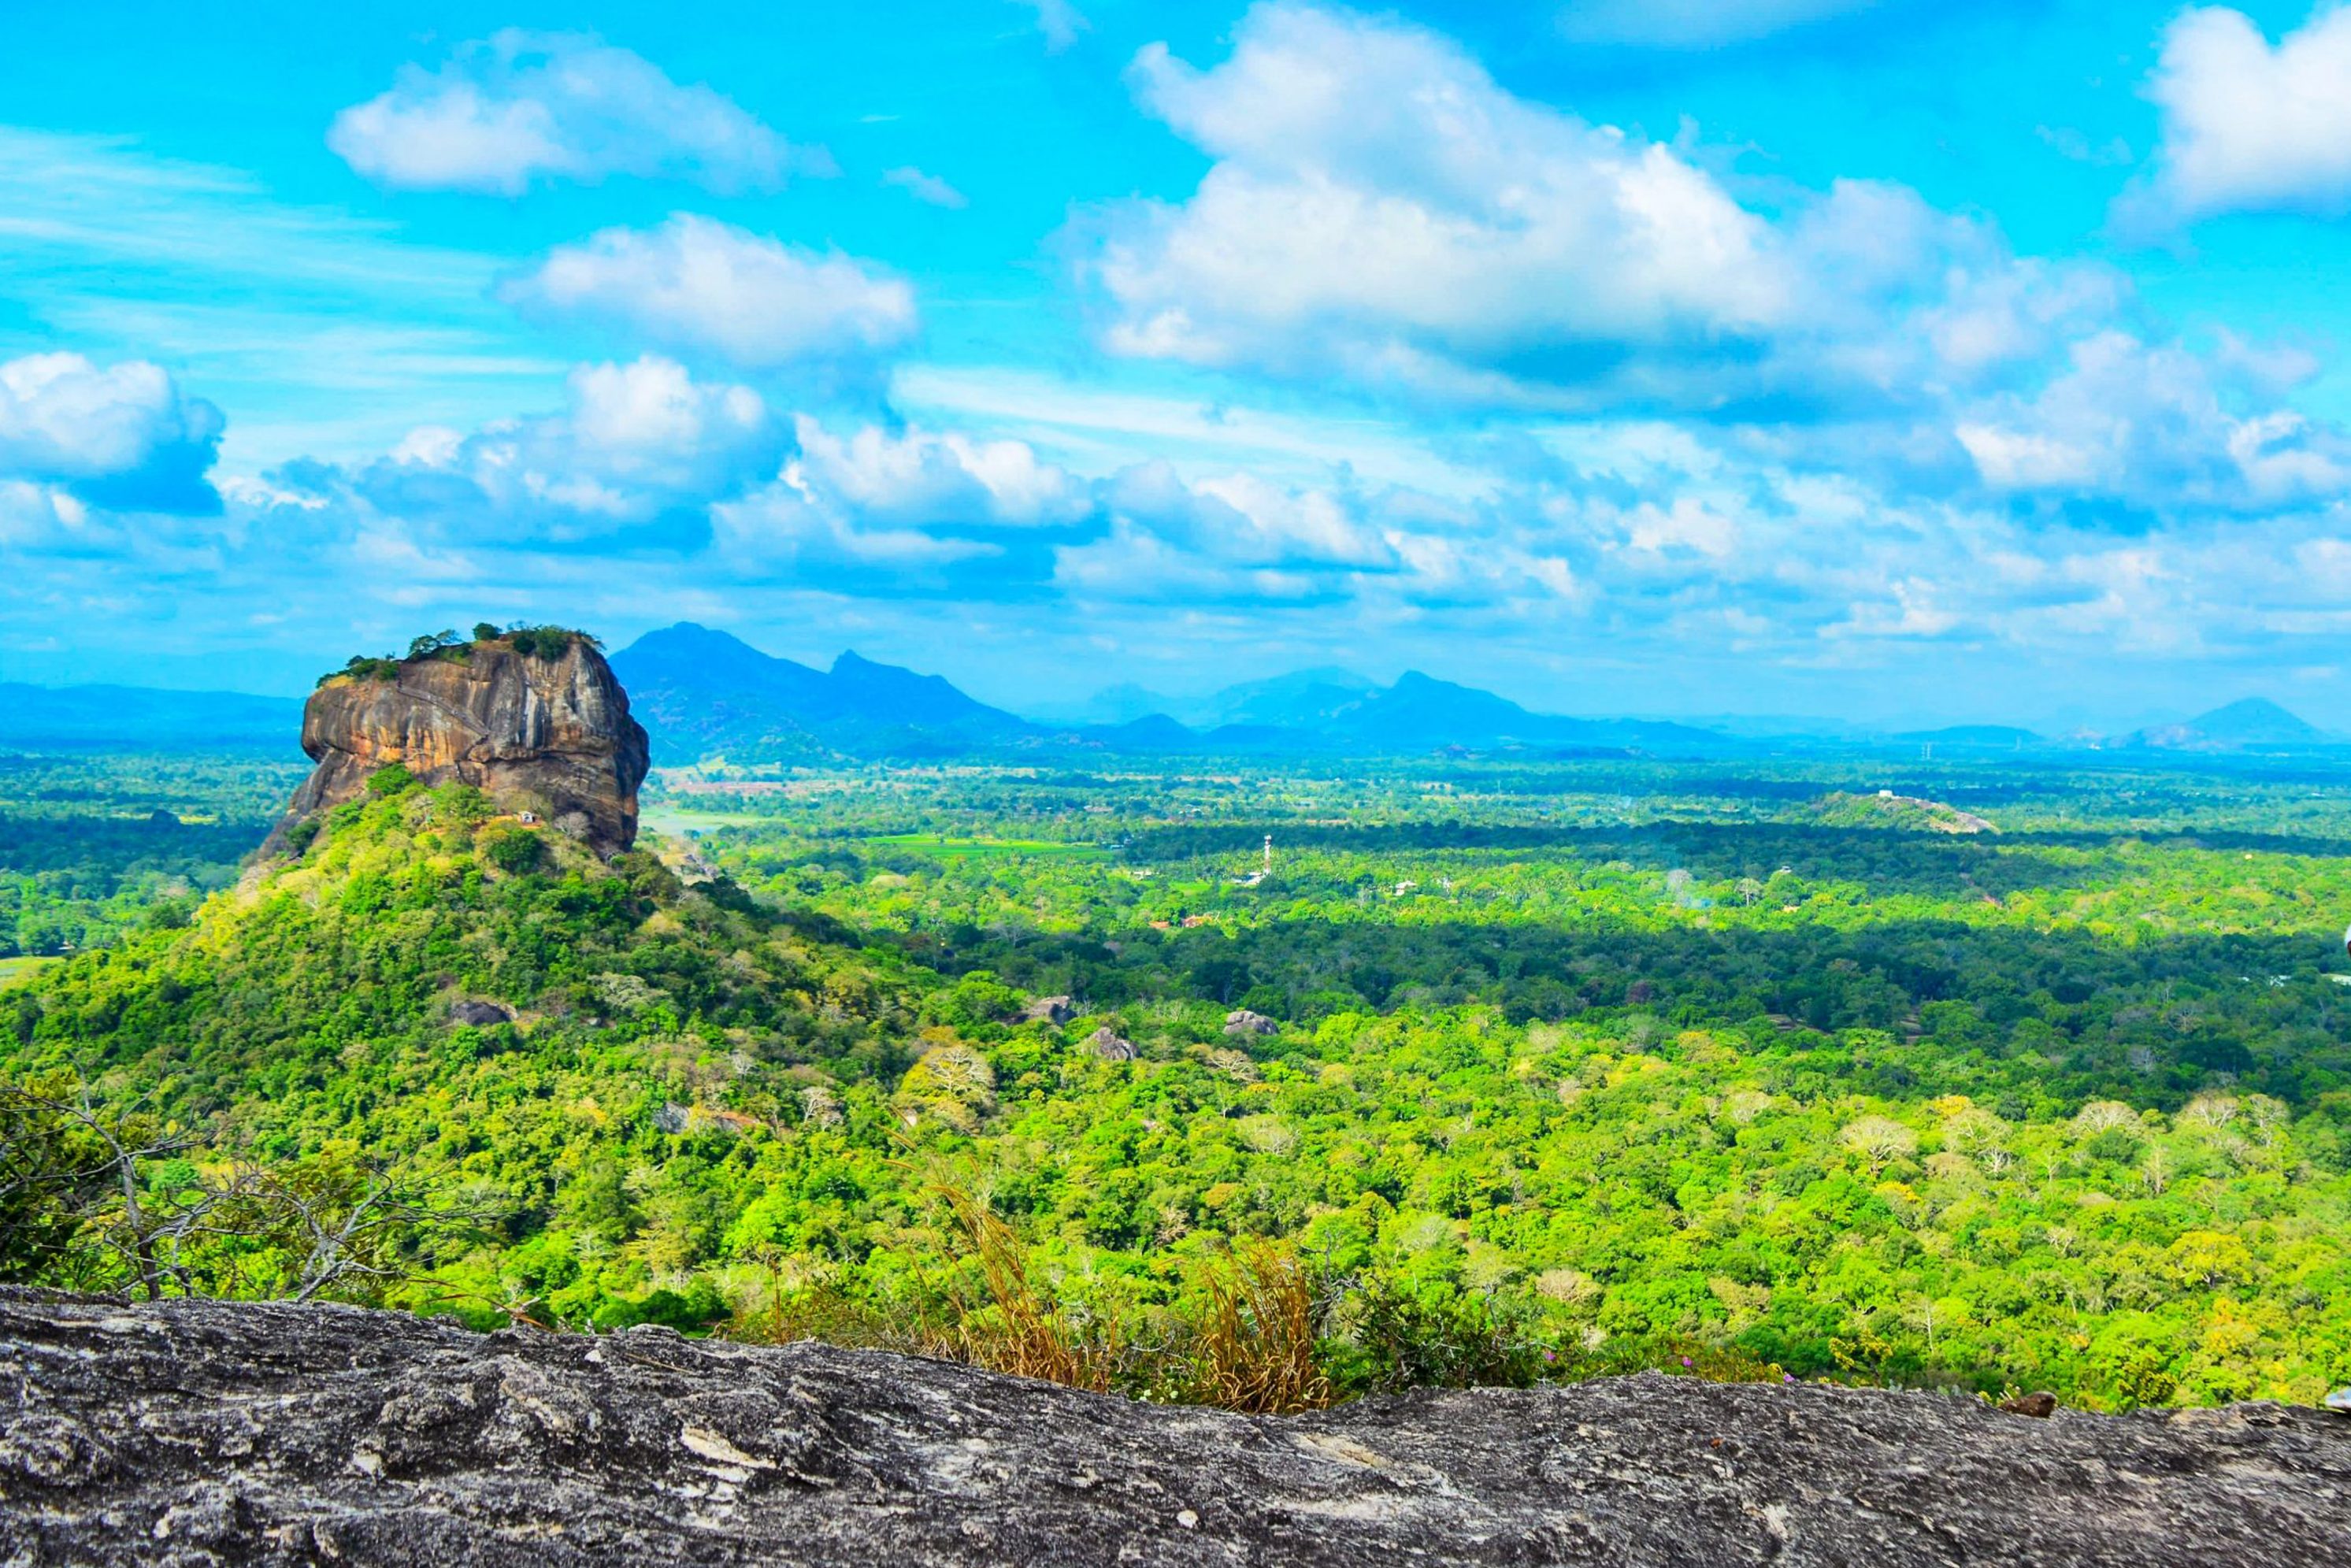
280,631 -> 649,854
3,1290 -> 2345,1566
1808,790 -> 1996,835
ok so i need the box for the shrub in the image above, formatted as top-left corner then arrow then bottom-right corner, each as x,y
365,764 -> 417,798
480,822 -> 544,874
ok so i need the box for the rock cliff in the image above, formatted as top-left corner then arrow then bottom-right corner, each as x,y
2,1290 -> 2345,1566
276,634 -> 650,854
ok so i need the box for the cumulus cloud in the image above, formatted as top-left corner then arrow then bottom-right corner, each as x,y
0,353 -> 224,513
1085,5 -> 2118,420
1556,0 -> 1885,47
299,356 -> 784,545
2127,6 -> 2351,226
1095,6 -> 1784,398
787,417 -> 1089,528
712,418 -> 1090,584
329,31 -> 832,196
502,215 -> 918,373
1077,3 -> 2351,530
1952,332 -> 2350,514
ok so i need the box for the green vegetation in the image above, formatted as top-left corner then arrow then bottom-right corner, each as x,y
317,623 -> 603,686
0,753 -> 305,957
3,749 -> 2349,1412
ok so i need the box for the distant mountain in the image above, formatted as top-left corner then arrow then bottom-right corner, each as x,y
611,624 -> 1028,763
0,683 -> 302,755
616,630 -> 1732,763
1049,670 -> 1726,756
1195,667 -> 1381,728
1037,683 -> 1182,727
2127,698 -> 2330,752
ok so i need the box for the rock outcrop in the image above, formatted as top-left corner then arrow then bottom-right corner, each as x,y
277,635 -> 650,854
3,1290 -> 2346,1566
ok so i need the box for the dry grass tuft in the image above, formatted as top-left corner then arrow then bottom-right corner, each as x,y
1191,1240 -> 1333,1414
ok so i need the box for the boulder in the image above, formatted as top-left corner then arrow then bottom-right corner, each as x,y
4,1289 -> 2349,1566
275,635 -> 650,855
447,1000 -> 512,1028
1224,1009 -> 1278,1036
1088,1026 -> 1137,1062
1022,995 -> 1076,1025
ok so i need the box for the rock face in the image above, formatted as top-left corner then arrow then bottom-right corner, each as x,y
279,637 -> 650,854
3,1291 -> 2347,1567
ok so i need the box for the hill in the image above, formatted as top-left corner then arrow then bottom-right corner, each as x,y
9,1289 -> 2345,1567
0,682 -> 302,755
611,623 -> 1027,763
2129,699 -> 2330,752
1807,790 -> 1997,834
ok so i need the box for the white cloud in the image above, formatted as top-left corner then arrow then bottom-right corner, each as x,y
787,417 -> 1089,528
1556,0 -> 1883,48
1084,5 -> 2130,421
0,353 -> 224,511
1094,7 -> 1785,395
884,166 -> 970,209
329,30 -> 830,195
502,215 -> 918,371
1010,0 -> 1090,52
2131,6 -> 2351,224
328,356 -> 783,542
1953,332 -> 2349,510
1102,462 -> 1400,569
1077,4 -> 2349,530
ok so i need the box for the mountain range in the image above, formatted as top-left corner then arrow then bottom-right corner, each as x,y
0,682 -> 302,754
613,624 -> 1728,763
2,627 -> 2342,764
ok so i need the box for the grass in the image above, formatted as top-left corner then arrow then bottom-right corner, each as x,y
867,834 -> 1107,860
0,957 -> 59,989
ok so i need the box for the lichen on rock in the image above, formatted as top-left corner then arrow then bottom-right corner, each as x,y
3,1289 -> 2347,1566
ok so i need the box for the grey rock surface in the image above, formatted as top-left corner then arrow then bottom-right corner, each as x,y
2,1288 -> 2347,1566
277,636 -> 651,855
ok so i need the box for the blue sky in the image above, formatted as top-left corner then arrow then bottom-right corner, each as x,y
7,1 -> 2351,728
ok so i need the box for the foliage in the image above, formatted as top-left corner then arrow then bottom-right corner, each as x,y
4,749 -> 2350,1414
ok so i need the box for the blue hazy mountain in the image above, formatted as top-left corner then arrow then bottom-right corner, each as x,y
611,624 -> 1027,763
2126,698 -> 2331,752
0,683 -> 303,754
613,625 -> 1738,762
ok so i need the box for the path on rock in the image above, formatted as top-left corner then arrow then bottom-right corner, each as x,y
2,1290 -> 2346,1566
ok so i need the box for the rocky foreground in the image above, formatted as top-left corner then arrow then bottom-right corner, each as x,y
2,1291 -> 2345,1566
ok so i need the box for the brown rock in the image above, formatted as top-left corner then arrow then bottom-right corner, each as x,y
2001,1391 -> 2059,1418
276,636 -> 650,855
